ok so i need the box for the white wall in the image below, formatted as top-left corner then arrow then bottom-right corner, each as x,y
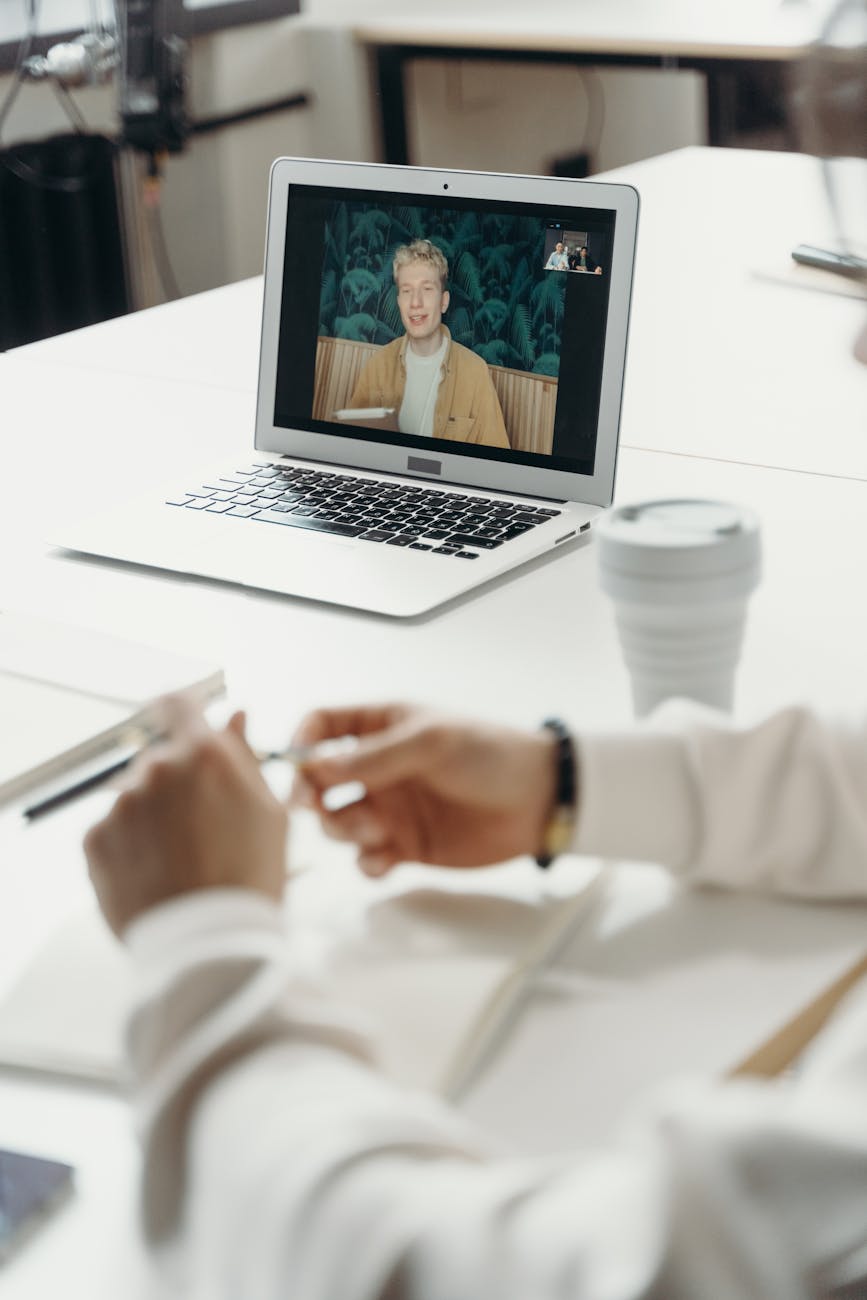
406,59 -> 705,177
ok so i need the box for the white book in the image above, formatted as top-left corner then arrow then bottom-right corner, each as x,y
0,611 -> 224,808
331,406 -> 396,420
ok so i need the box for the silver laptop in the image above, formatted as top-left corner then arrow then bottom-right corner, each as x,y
56,157 -> 638,617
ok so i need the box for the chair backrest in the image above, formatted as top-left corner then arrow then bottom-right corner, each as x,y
313,335 -> 557,455
489,363 -> 557,456
313,336 -> 380,423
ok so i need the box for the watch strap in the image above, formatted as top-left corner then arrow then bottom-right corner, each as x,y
536,718 -> 577,868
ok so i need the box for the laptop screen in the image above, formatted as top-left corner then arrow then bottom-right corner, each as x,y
273,184 -> 616,479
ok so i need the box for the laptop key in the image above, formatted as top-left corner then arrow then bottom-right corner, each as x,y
206,501 -> 233,513
455,551 -> 480,559
185,499 -> 213,510
408,543 -> 432,551
359,530 -> 395,542
385,535 -> 413,547
253,511 -> 363,538
432,546 -> 460,555
166,496 -> 194,506
447,534 -> 502,550
226,505 -> 260,517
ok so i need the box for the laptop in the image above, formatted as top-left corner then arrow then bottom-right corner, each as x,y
56,157 -> 638,617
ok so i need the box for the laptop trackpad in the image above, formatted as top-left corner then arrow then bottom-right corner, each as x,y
191,518 -> 359,589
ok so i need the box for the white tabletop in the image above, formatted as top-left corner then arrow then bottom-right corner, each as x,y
1,146 -> 865,1294
348,0 -> 824,60
609,149 -> 867,480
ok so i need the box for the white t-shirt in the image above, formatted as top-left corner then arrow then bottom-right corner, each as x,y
399,335 -> 447,438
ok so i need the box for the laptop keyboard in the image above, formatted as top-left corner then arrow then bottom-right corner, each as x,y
167,463 -> 562,559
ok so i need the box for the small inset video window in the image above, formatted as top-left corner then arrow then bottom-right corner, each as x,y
543,228 -> 604,276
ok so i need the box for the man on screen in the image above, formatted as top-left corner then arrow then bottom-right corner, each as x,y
347,239 -> 510,449
544,241 -> 568,270
569,244 -> 602,275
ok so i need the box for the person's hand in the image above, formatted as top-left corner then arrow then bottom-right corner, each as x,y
85,694 -> 289,937
290,704 -> 558,877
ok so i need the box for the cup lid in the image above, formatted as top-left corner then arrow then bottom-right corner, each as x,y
596,498 -> 762,580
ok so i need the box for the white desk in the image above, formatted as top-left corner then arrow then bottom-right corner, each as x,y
349,0 -> 820,60
345,0 -> 823,162
1,147 -> 865,1294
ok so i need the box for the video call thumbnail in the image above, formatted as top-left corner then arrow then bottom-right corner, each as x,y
543,226 -> 605,275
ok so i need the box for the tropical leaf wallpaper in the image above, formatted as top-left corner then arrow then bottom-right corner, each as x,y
319,202 -> 566,377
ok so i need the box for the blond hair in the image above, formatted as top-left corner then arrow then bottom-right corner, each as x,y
392,239 -> 449,291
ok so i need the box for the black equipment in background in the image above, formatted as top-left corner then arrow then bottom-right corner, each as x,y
118,0 -> 188,154
0,133 -> 130,350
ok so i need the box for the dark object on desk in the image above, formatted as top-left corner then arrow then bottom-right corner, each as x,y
551,151 -> 591,179
0,1148 -> 75,1264
23,740 -> 308,822
23,748 -> 140,822
791,243 -> 867,282
0,133 -> 129,350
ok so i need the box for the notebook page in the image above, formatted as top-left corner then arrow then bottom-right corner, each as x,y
0,677 -> 128,795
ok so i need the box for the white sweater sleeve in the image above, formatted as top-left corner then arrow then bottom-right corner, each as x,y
574,702 -> 867,898
122,706 -> 867,1299
124,911 -> 867,1298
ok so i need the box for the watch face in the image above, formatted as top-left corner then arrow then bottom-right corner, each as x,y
542,808 -> 576,859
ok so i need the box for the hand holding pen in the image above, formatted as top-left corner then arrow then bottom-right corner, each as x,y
84,694 -> 293,936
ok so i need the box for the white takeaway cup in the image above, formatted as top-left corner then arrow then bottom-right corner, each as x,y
596,499 -> 762,717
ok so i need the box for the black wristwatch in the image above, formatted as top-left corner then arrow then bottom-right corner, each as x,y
535,718 -> 578,869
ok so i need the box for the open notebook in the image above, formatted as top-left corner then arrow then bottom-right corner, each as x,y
0,848 -> 600,1092
0,838 -> 865,1151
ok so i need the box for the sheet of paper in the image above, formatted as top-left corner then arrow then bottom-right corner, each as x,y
462,861 -> 867,1154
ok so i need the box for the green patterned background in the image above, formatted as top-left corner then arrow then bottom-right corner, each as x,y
318,202 -> 566,377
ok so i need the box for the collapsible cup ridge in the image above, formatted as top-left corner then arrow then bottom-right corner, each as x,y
596,499 -> 762,716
